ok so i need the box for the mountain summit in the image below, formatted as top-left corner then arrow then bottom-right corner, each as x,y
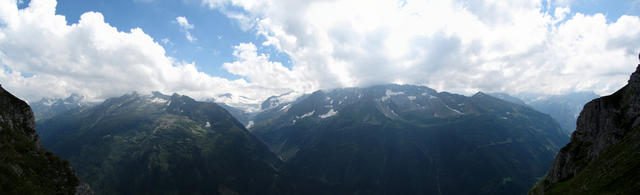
530,63 -> 640,194
30,93 -> 93,122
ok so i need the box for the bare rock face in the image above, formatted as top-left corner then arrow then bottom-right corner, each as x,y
531,64 -> 640,194
0,85 -> 89,194
0,85 -> 38,144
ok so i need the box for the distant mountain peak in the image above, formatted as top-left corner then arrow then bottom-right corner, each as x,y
151,91 -> 167,97
30,93 -> 95,121
472,91 -> 487,98
260,91 -> 303,111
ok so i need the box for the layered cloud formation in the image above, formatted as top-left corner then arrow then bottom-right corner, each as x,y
1,0 -> 639,112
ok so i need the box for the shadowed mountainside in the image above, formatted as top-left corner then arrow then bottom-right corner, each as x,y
0,85 -> 81,194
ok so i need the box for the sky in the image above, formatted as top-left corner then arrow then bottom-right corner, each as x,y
0,0 -> 639,112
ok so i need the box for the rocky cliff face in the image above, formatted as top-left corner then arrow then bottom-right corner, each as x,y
0,85 -> 82,194
530,64 -> 640,194
0,86 -> 38,143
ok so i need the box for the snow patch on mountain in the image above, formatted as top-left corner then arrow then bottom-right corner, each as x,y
390,109 -> 399,117
246,121 -> 254,129
319,109 -> 338,118
280,104 -> 292,112
150,97 -> 169,104
444,104 -> 463,114
381,89 -> 405,101
259,91 -> 304,111
297,110 -> 315,119
387,90 -> 405,96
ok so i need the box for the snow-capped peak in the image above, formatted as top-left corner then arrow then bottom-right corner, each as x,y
260,91 -> 303,111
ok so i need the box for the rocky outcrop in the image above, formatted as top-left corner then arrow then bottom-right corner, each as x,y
0,85 -> 38,144
530,64 -> 640,194
0,85 -> 86,194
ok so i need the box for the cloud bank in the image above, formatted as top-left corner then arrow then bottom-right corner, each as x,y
0,0 -> 298,111
204,0 -> 640,96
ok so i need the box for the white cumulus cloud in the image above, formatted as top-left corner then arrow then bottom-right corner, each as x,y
203,0 -> 640,96
0,0 -> 300,112
175,16 -> 196,42
223,43 -> 309,89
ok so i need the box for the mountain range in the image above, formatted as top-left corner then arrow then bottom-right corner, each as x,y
250,84 -> 568,194
15,66 -> 640,194
26,84 -> 571,195
37,92 -> 284,195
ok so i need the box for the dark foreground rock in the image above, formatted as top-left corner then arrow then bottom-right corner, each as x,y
0,85 -> 85,194
530,64 -> 640,194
